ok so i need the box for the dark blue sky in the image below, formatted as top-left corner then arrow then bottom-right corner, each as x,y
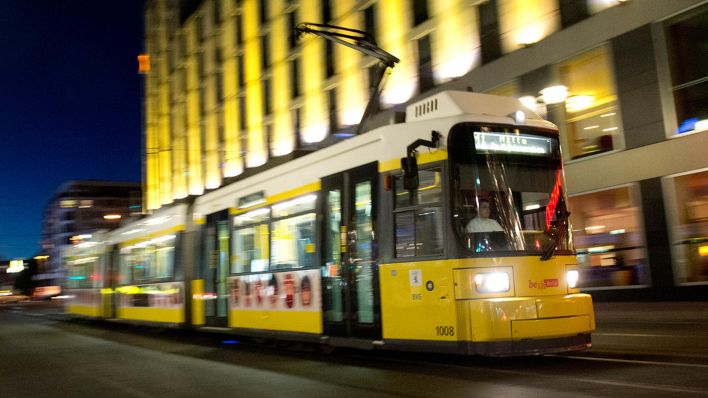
0,1 -> 145,259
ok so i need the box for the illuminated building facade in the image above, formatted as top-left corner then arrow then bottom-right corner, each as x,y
41,181 -> 142,283
143,0 -> 707,298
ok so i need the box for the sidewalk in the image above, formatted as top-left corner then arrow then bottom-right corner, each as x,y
594,301 -> 708,324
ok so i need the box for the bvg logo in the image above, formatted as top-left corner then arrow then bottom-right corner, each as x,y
529,279 -> 559,289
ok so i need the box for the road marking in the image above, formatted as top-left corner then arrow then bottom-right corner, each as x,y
594,332 -> 692,338
349,353 -> 708,395
555,354 -> 708,369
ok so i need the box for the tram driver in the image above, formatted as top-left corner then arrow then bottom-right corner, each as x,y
465,199 -> 503,233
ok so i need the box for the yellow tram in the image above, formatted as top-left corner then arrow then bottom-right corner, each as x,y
64,90 -> 594,356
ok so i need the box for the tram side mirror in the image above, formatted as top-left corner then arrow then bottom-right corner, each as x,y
401,156 -> 419,191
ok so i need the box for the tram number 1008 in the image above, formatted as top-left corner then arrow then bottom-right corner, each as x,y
435,326 -> 455,337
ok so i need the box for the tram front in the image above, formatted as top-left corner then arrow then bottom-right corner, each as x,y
448,122 -> 594,356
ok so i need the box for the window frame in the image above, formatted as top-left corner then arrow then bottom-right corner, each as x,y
390,163 -> 446,261
118,233 -> 180,286
230,193 -> 320,276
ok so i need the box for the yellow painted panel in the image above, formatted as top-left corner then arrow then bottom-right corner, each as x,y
379,150 -> 448,172
379,261 -> 458,341
120,225 -> 185,247
68,304 -> 102,318
513,255 -> 576,297
267,182 -> 321,205
118,307 -> 184,324
192,279 -> 205,325
229,310 -> 322,334
468,297 -> 537,341
380,258 -> 595,343
536,294 -> 593,319
512,315 -> 591,340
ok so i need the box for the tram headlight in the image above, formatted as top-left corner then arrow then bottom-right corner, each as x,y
474,272 -> 510,293
567,269 -> 579,289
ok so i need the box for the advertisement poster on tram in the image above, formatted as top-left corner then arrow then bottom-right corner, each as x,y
228,270 -> 320,312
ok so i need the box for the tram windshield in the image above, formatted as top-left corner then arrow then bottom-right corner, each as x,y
450,124 -> 573,256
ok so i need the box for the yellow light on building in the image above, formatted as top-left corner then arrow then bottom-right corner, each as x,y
431,1 -> 479,82
499,0 -> 560,52
377,0 -> 416,106
104,214 -> 122,220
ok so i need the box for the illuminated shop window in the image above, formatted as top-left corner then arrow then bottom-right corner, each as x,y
665,6 -> 708,135
665,170 -> 708,284
569,185 -> 649,288
559,46 -> 622,159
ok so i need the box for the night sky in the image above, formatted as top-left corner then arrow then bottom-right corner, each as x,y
0,1 -> 145,259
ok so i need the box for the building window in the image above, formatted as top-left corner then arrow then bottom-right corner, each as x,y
288,10 -> 298,49
559,46 -> 622,159
294,108 -> 302,146
559,0 -> 589,28
412,0 -> 429,26
364,5 -> 376,39
665,170 -> 708,284
235,14 -> 243,45
478,0 -> 502,64
665,6 -> 708,134
263,78 -> 272,116
290,58 -> 300,98
327,88 -> 337,133
322,0 -> 331,23
393,167 -> 444,258
237,55 -> 245,89
259,0 -> 268,24
238,95 -> 247,130
261,34 -> 270,70
212,0 -> 221,25
417,35 -> 434,93
325,40 -> 334,78
569,185 -> 649,288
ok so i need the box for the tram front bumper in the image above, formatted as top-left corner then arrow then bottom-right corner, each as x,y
465,293 -> 594,355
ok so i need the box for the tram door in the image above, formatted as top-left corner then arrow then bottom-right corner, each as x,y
321,162 -> 381,339
204,210 -> 230,326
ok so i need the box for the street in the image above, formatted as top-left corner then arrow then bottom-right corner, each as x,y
1,300 -> 707,397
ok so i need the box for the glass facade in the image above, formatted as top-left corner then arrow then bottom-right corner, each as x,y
665,170 -> 708,284
569,186 -> 649,288
665,5 -> 708,135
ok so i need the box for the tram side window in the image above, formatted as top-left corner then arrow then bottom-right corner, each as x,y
232,208 -> 270,273
119,234 -> 177,284
393,167 -> 444,257
67,255 -> 99,289
270,194 -> 317,270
